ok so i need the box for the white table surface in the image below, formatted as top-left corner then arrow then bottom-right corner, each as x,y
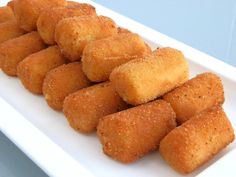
1,0 -> 236,177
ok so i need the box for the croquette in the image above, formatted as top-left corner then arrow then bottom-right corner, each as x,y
0,20 -> 25,44
55,15 -> 118,61
159,106 -> 234,174
37,4 -> 96,44
0,31 -> 46,76
63,82 -> 128,133
14,0 -> 67,31
117,27 -> 131,34
0,6 -> 15,23
43,62 -> 91,110
97,99 -> 176,163
110,47 -> 189,105
17,46 -> 66,94
7,1 -> 15,10
163,72 -> 225,124
82,33 -> 151,82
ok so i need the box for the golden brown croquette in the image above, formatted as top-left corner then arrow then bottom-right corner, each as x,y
63,82 -> 128,133
37,4 -> 96,45
0,32 -> 46,76
55,15 -> 118,61
82,33 -> 151,82
97,99 -> 176,163
14,0 -> 67,31
110,47 -> 189,105
17,46 -> 66,94
43,62 -> 91,110
163,72 -> 225,124
159,106 -> 234,174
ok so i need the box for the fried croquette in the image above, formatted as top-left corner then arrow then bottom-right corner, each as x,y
17,46 -> 66,94
43,62 -> 91,110
117,27 -> 131,34
159,106 -> 234,174
63,82 -> 128,133
0,31 -> 46,76
55,15 -> 118,61
110,47 -> 189,105
7,1 -> 15,10
163,72 -> 225,124
66,1 -> 83,7
14,0 -> 67,31
97,99 -> 176,163
82,33 -> 151,82
0,6 -> 15,23
37,4 -> 96,45
0,20 -> 25,44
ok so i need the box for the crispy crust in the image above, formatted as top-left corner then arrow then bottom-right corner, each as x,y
81,33 -> 151,82
159,106 -> 235,174
17,46 -> 66,94
163,72 -> 225,124
14,0 -> 67,31
55,15 -> 118,61
0,6 -> 15,23
7,1 -> 15,10
43,62 -> 91,110
0,32 -> 46,76
63,82 -> 128,133
37,4 -> 96,44
110,47 -> 189,105
66,1 -> 80,7
0,20 -> 25,44
117,27 -> 131,34
97,99 -> 176,163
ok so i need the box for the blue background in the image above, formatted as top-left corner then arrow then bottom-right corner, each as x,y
92,0 -> 236,66
1,1 -> 236,177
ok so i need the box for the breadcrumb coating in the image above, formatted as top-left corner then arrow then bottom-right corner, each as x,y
82,33 -> 151,82
110,47 -> 189,105
14,0 -> 67,31
43,62 -> 91,110
0,32 -> 46,76
55,15 -> 118,61
37,4 -> 96,44
17,46 -> 66,94
97,99 -> 176,163
159,106 -> 234,174
163,72 -> 224,124
63,82 -> 128,133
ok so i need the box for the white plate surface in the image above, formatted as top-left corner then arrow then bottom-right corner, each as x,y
0,0 -> 236,177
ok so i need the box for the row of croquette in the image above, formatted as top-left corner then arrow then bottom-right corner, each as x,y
0,0 -> 234,174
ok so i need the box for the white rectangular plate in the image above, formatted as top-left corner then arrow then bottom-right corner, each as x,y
0,1 -> 236,177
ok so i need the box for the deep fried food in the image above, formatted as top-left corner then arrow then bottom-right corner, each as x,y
0,20 -> 25,44
0,31 -> 46,76
14,0 -> 67,31
63,82 -> 128,133
66,1 -> 82,7
159,106 -> 234,174
55,15 -> 118,61
117,27 -> 131,34
17,46 -> 66,94
0,6 -> 15,23
7,1 -> 15,10
82,33 -> 151,82
97,99 -> 176,163
43,62 -> 91,110
37,4 -> 96,45
163,72 -> 224,124
110,47 -> 189,105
